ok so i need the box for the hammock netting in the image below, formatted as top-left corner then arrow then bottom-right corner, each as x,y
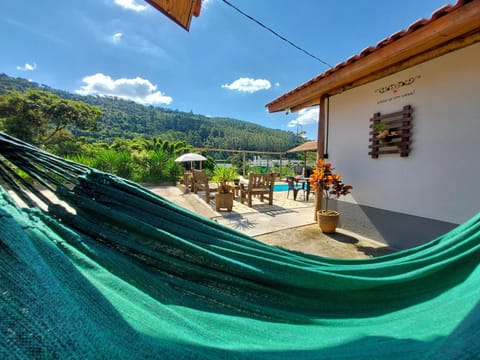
1,132 -> 479,359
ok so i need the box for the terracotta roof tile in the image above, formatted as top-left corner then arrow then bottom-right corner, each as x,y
286,141 -> 318,153
359,46 -> 375,57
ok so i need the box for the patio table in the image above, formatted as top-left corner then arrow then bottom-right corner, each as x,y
296,177 -> 311,201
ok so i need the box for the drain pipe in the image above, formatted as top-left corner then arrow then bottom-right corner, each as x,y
324,95 -> 330,158
315,94 -> 329,220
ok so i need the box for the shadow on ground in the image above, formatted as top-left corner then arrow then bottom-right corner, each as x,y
219,214 -> 259,231
328,232 -> 395,257
256,224 -> 397,259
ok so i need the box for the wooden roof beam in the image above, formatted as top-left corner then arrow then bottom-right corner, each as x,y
145,0 -> 201,31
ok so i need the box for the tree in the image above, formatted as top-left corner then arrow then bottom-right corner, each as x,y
0,74 -> 304,153
0,89 -> 102,147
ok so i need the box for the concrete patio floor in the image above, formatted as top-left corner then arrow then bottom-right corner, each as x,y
147,185 -> 396,259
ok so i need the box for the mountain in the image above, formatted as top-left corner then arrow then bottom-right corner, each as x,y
0,73 -> 302,152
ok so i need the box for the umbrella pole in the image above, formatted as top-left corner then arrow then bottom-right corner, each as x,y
304,151 -> 307,176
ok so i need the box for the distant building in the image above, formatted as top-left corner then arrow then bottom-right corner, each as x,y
249,156 -> 304,169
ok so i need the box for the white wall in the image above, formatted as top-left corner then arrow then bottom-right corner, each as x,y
328,42 -> 480,224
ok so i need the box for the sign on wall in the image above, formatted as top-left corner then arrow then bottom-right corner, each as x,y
375,75 -> 421,105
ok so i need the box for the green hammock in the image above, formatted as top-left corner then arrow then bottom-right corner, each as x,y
1,132 -> 479,359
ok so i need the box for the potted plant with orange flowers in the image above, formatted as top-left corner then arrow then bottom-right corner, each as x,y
309,160 -> 353,233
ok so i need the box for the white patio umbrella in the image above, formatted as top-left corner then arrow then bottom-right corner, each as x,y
175,153 -> 207,169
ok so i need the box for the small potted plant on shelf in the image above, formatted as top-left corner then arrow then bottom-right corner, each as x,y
309,160 -> 352,233
373,120 -> 397,144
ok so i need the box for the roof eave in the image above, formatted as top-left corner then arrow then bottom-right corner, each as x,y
145,0 -> 201,31
267,0 -> 480,113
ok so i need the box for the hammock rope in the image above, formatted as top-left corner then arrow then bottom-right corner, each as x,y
1,131 -> 479,359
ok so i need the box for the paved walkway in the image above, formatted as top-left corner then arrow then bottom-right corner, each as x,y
147,185 -> 396,259
148,184 -> 316,235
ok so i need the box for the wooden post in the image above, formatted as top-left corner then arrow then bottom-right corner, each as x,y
314,95 -> 327,221
242,151 -> 246,176
279,156 -> 282,178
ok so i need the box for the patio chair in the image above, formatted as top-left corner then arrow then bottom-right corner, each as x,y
183,169 -> 193,190
240,173 -> 276,207
192,169 -> 217,203
286,176 -> 301,200
302,180 -> 311,201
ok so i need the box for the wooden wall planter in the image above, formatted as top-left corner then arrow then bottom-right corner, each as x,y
369,105 -> 413,158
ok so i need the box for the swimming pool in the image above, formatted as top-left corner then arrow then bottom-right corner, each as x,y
274,181 -> 309,192
273,183 -> 288,192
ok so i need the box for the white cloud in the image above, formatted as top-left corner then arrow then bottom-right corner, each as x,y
288,108 -> 319,127
16,63 -> 36,71
114,0 -> 147,12
106,31 -> 166,58
202,0 -> 213,10
76,73 -> 172,105
222,77 -> 271,93
112,32 -> 123,43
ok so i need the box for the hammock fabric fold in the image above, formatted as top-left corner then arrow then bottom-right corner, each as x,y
1,132 -> 479,359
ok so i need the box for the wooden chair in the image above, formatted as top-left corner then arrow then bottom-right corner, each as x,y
183,169 -> 192,190
192,169 -> 217,203
240,173 -> 276,207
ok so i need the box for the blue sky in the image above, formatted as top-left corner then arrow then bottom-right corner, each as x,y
1,0 -> 452,140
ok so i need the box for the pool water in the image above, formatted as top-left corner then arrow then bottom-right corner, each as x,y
273,183 -> 289,192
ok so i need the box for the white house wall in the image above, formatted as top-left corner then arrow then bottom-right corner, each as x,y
328,42 -> 480,225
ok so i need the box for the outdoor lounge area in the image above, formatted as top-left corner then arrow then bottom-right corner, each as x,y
3,0 -> 480,357
2,0 -> 480,357
149,183 -> 396,259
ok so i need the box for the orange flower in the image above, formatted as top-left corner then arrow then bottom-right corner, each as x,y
309,160 -> 352,212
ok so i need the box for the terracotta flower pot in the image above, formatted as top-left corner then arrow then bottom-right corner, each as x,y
317,210 -> 340,233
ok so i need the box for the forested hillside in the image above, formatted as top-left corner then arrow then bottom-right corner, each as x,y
0,73 -> 301,152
